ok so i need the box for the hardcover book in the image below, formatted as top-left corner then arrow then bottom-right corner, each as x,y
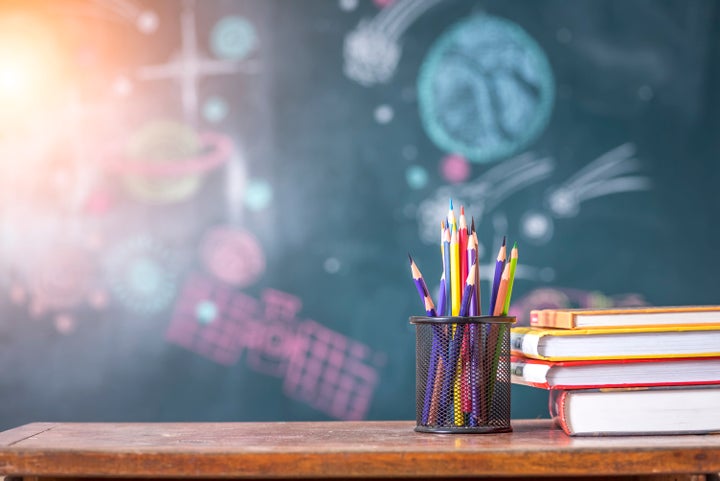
511,325 -> 720,361
530,305 -> 720,329
552,386 -> 720,436
511,355 -> 720,389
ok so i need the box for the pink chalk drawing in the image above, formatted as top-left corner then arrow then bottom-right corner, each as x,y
165,273 -> 383,420
166,273 -> 259,365
283,320 -> 378,421
200,226 -> 265,288
10,244 -> 107,331
440,153 -> 471,184
262,289 -> 302,321
244,289 -> 304,376
509,287 -> 649,326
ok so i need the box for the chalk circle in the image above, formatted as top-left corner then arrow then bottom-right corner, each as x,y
324,257 -> 341,274
374,104 -> 394,124
200,226 -> 265,288
406,165 -> 428,189
440,153 -> 470,183
339,0 -> 359,11
136,10 -> 159,34
244,179 -> 273,211
195,300 -> 218,324
418,14 -> 555,164
203,96 -> 229,123
105,236 -> 178,315
520,210 -> 554,245
210,16 -> 257,61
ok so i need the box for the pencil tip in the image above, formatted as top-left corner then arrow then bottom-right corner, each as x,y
408,253 -> 413,264
513,241 -> 518,249
460,205 -> 464,215
449,198 -> 453,210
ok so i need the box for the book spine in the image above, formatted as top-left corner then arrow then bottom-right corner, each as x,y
532,310 -> 575,329
554,391 -> 573,436
510,359 -> 551,388
510,330 -> 547,359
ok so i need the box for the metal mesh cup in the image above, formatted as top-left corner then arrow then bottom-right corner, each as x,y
410,316 -> 515,434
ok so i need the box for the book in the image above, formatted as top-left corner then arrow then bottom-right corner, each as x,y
511,355 -> 720,389
511,325 -> 720,361
552,386 -> 720,436
530,305 -> 720,329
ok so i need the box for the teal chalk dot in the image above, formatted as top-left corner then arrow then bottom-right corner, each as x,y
244,179 -> 273,211
406,165 -> 428,189
210,16 -> 257,60
196,300 -> 218,324
203,96 -> 229,123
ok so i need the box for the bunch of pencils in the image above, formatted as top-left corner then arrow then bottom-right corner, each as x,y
409,199 -> 518,428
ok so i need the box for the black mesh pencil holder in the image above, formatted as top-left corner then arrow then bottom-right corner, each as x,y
410,316 -> 515,434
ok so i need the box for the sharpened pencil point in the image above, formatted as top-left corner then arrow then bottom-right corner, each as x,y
449,198 -> 453,211
502,235 -> 506,246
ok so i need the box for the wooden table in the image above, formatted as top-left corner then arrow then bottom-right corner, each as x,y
0,420 -> 719,480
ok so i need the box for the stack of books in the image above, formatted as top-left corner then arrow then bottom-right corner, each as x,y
511,306 -> 720,436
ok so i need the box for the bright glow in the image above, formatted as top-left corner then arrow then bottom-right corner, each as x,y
0,12 -> 67,117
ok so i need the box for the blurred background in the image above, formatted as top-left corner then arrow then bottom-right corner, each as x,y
0,0 -> 719,430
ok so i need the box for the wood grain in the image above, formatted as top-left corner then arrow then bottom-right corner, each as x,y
0,420 -> 718,478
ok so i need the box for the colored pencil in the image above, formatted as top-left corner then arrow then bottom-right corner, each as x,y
409,255 -> 436,317
451,263 -> 476,424
492,263 -> 511,317
458,206 -> 468,300
459,263 -> 477,318
471,218 -> 481,315
436,273 -> 447,321
501,242 -> 518,316
442,223 -> 451,317
450,222 -> 460,316
488,237 -> 506,316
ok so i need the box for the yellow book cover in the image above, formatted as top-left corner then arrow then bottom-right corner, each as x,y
530,305 -> 720,329
511,325 -> 720,361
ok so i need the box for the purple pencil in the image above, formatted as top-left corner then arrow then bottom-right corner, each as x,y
409,255 -> 436,316
467,235 -> 480,426
488,237 -> 507,317
409,254 -> 442,424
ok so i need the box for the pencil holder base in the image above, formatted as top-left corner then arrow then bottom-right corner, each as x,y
410,316 -> 515,434
414,425 -> 512,434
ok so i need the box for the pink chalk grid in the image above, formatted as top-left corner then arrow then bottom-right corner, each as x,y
283,320 -> 378,421
165,273 -> 260,365
165,273 -> 381,420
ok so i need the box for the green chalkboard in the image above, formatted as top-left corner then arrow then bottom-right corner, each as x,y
1,0 -> 719,429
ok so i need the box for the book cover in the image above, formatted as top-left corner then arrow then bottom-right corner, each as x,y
551,386 -> 720,436
530,305 -> 720,329
511,355 -> 720,389
511,325 -> 720,361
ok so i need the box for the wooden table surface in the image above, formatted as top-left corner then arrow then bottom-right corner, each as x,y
0,420 -> 719,479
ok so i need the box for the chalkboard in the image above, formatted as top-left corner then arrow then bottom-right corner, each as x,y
1,0 -> 720,429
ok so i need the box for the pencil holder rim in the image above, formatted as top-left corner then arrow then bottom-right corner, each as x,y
409,315 -> 516,325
